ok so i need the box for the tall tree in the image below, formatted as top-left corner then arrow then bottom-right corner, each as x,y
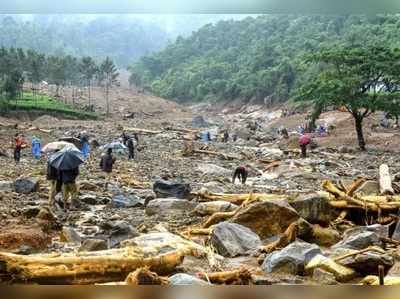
79,56 -> 98,108
99,57 -> 119,115
297,45 -> 400,150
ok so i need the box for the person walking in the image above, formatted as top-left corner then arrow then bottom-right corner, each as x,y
100,148 -> 116,190
223,131 -> 229,143
46,152 -> 61,207
299,134 -> 311,158
59,167 -> 80,210
79,133 -> 90,160
127,137 -> 135,160
232,165 -> 248,184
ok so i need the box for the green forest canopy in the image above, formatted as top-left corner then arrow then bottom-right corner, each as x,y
129,14 -> 400,104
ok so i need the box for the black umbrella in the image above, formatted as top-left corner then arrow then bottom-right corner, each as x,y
50,148 -> 85,170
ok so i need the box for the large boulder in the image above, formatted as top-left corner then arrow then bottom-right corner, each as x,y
332,231 -> 381,250
79,239 -> 108,252
331,248 -> 394,276
202,181 -> 225,193
305,254 -> 357,282
197,163 -> 231,176
60,226 -> 82,244
194,201 -> 238,216
289,194 -> 338,224
262,241 -> 321,275
14,177 -> 39,194
210,222 -> 261,257
0,181 -> 14,192
344,224 -> 388,239
169,273 -> 209,285
153,180 -> 191,199
146,198 -> 196,217
231,199 -> 299,239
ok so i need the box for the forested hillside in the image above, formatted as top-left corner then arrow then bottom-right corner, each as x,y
0,14 -> 249,67
129,14 -> 400,103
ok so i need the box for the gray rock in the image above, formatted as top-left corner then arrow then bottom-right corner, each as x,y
210,222 -> 261,257
332,231 -> 381,250
231,199 -> 299,239
14,177 -> 39,194
290,194 -> 338,224
0,181 -> 14,192
392,222 -> 400,242
153,180 -> 191,199
262,240 -> 321,275
79,194 -> 99,205
202,182 -> 225,193
344,224 -> 388,239
339,250 -> 394,276
194,201 -> 238,216
192,115 -> 209,128
101,220 -> 139,248
197,163 -> 231,176
169,273 -> 209,285
79,239 -> 108,252
61,226 -> 82,244
112,193 -> 144,208
146,198 -> 196,217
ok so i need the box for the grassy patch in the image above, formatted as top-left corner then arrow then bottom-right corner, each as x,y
1,93 -> 98,119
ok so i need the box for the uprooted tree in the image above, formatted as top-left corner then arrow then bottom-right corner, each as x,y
297,45 -> 400,150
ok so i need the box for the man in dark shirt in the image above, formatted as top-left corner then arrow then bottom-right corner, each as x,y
100,148 -> 116,189
232,165 -> 248,184
59,167 -> 79,210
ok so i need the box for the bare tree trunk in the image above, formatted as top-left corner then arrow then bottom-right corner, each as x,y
88,80 -> 91,108
106,83 -> 110,115
354,116 -> 366,151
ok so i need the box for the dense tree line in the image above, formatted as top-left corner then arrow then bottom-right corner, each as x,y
129,14 -> 400,104
0,47 -> 119,115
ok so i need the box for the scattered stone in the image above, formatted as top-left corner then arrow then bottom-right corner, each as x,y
169,273 -> 209,285
194,201 -> 238,216
112,193 -> 144,208
262,240 -> 321,275
202,181 -> 225,193
210,222 -> 261,257
79,194 -> 99,205
310,225 -> 341,247
306,254 -> 356,282
60,226 -> 82,244
101,220 -> 139,248
344,224 -> 388,239
146,198 -> 196,217
153,179 -> 191,199
290,193 -> 338,224
197,163 -> 231,176
0,181 -> 14,192
192,115 -> 209,128
332,231 -> 381,250
16,245 -> 33,255
231,199 -> 299,239
312,268 -> 338,285
14,177 -> 39,194
22,206 -> 41,218
79,239 -> 108,252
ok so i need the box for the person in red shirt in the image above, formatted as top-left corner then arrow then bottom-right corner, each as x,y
299,134 -> 311,158
14,133 -> 26,163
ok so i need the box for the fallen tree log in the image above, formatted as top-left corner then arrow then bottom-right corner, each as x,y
197,267 -> 252,284
26,126 -> 52,134
380,164 -> 394,195
124,127 -> 162,135
0,246 -> 184,284
195,190 -> 287,205
125,267 -> 169,285
258,221 -> 298,254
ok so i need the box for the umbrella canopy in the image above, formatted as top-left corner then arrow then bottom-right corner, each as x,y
100,142 -> 127,152
59,137 -> 82,149
42,141 -> 78,153
50,147 -> 84,170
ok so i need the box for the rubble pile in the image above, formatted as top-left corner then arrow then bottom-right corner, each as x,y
1,109 -> 400,285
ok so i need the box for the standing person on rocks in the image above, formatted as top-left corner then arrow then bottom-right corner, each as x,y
127,137 -> 135,160
223,130 -> 229,143
299,133 -> 311,158
121,131 -> 130,146
100,148 -> 116,190
79,133 -> 90,160
31,136 -> 41,160
59,167 -> 80,210
13,133 -> 26,164
232,165 -> 248,184
46,151 -> 61,207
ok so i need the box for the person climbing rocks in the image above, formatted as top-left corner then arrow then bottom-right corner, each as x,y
232,165 -> 248,184
100,148 -> 116,190
299,133 -> 311,158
